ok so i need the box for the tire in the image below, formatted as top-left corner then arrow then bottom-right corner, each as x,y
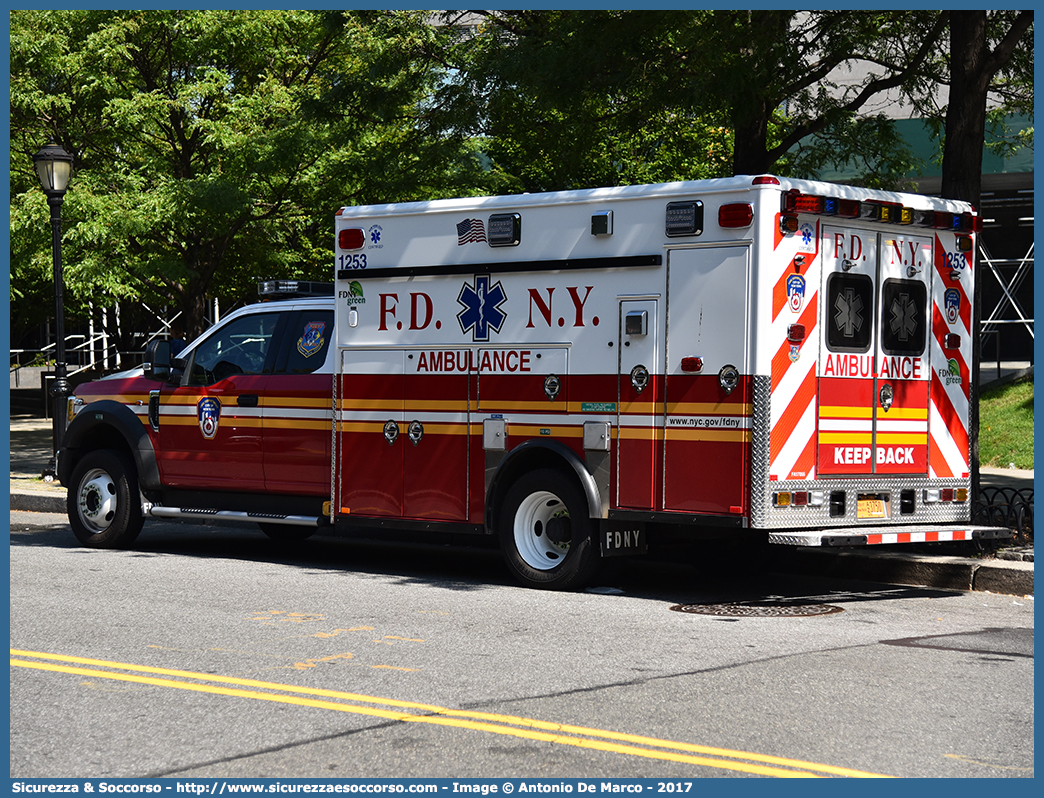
67,449 -> 144,548
498,468 -> 600,590
258,523 -> 317,542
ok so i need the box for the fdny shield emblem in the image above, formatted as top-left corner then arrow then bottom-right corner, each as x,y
197,397 -> 221,440
944,288 -> 961,325
297,321 -> 326,358
786,274 -> 805,313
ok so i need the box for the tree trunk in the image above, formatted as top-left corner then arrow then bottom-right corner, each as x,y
732,106 -> 772,176
941,11 -> 989,208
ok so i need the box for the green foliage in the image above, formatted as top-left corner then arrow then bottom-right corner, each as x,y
440,10 -> 971,190
10,10 -> 492,337
979,379 -> 1034,470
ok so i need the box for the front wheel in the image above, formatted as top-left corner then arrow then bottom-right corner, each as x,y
498,468 -> 600,590
67,450 -> 144,548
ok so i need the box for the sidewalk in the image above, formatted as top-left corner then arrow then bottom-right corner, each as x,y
8,415 -> 1033,596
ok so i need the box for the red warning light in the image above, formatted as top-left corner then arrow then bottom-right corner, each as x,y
339,228 -> 365,250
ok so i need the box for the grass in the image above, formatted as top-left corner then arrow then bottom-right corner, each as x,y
978,378 -> 1034,470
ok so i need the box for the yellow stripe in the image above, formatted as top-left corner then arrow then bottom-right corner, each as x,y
618,427 -> 666,441
339,399 -> 472,412
162,416 -> 263,428
478,401 -> 566,412
878,407 -> 928,420
666,429 -> 752,443
160,395 -> 205,406
339,399 -> 402,411
667,402 -> 752,415
619,401 -> 659,415
819,406 -> 928,420
265,397 -> 332,409
10,650 -> 891,778
508,425 -> 583,439
875,434 -> 927,444
263,419 -> 331,431
336,422 -> 471,436
817,433 -> 873,444
80,394 -> 149,405
819,406 -> 874,419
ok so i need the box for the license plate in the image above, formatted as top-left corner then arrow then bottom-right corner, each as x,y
857,498 -> 887,519
600,521 -> 647,557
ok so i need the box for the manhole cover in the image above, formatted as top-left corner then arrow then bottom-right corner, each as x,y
670,602 -> 844,618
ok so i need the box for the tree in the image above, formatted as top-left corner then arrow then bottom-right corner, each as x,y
10,10 -> 490,342
929,10 -> 1033,503
939,10 -> 1033,207
440,11 -> 954,191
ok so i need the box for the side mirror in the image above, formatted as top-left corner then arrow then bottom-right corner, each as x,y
143,339 -> 171,381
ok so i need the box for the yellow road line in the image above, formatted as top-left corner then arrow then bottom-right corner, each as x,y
11,649 -> 891,778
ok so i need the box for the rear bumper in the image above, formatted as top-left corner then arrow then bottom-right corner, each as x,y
768,524 -> 1012,547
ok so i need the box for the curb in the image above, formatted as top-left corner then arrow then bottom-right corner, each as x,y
783,547 -> 1033,597
10,489 -> 66,514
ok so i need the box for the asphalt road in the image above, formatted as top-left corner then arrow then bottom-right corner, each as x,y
10,512 -> 1034,780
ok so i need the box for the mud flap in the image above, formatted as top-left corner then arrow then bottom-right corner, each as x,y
599,520 -> 648,557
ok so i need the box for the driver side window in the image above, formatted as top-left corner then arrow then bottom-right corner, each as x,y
187,313 -> 280,386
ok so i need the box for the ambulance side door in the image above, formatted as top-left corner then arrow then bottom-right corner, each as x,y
263,308 -> 334,496
155,311 -> 280,491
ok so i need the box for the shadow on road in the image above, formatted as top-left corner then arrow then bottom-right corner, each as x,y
11,516 -> 963,608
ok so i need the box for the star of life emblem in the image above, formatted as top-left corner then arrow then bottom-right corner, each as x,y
890,292 -> 918,342
197,397 -> 221,440
457,276 -> 507,342
834,287 -> 864,338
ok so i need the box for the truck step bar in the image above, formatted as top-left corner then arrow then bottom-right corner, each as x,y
768,525 -> 1012,547
145,505 -> 320,527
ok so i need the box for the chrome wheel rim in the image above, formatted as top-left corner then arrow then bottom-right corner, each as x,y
513,490 -> 570,570
77,467 -> 117,533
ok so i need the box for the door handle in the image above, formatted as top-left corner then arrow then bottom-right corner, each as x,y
237,394 -> 259,407
408,420 -> 424,446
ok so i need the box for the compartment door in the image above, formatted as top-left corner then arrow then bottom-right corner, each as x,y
617,299 -> 660,510
663,246 -> 750,514
338,349 -> 404,517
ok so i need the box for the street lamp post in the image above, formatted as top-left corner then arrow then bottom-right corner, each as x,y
33,141 -> 74,481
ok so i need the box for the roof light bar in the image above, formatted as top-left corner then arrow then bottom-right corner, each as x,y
774,190 -> 979,233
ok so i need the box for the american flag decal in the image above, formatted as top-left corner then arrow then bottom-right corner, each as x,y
456,218 -> 486,245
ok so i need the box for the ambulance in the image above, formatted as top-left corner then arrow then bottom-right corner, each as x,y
61,176 -> 1010,589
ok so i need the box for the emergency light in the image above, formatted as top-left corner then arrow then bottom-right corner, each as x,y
718,203 -> 754,228
778,188 -> 980,233
339,228 -> 365,250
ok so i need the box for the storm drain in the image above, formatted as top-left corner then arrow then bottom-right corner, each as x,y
670,602 -> 844,618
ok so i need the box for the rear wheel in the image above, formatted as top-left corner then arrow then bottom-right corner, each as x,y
498,468 -> 600,590
67,450 -> 143,548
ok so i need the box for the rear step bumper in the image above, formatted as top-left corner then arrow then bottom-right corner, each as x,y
768,525 -> 1012,547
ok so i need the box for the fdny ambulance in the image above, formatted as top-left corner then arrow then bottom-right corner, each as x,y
61,176 -> 1009,590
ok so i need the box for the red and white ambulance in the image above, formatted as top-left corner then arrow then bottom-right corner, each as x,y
62,176 -> 1009,589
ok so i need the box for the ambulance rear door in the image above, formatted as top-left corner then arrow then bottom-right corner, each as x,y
818,226 -> 931,478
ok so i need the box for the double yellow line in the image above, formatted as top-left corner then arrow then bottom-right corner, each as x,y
12,649 -> 890,778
